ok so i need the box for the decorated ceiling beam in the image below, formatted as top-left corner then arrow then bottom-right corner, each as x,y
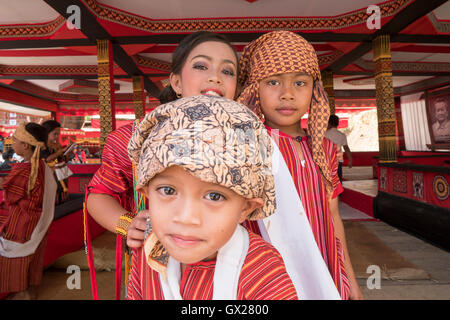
82,0 -> 412,33
1,33 -> 449,51
326,0 -> 449,73
0,74 -> 169,80
42,0 -> 161,99
0,38 -> 94,50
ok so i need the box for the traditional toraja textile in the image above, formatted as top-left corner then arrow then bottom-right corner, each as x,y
12,123 -> 46,195
128,95 -> 276,278
88,124 -> 135,206
237,30 -> 332,192
85,123 -> 136,300
127,231 -> 297,300
0,161 -> 46,293
267,127 -> 350,299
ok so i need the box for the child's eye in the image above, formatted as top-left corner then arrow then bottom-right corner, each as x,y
158,186 -> 176,196
266,79 -> 279,86
205,192 -> 225,201
294,81 -> 306,87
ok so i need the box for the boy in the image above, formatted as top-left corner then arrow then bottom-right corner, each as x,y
126,95 -> 297,300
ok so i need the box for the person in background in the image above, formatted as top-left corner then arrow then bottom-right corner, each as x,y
325,115 -> 353,183
0,149 -> 15,171
41,120 -> 72,204
0,122 -> 54,300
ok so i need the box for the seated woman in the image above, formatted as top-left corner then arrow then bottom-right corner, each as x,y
41,120 -> 73,204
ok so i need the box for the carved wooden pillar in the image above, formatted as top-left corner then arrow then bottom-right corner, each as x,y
132,76 -> 146,120
373,35 -> 397,162
97,39 -> 116,149
322,70 -> 335,115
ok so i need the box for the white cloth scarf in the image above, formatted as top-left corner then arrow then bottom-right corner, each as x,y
257,139 -> 341,300
159,224 -> 249,300
0,164 -> 57,257
158,140 -> 341,300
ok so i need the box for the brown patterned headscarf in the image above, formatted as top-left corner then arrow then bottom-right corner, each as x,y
128,95 -> 276,275
13,122 -> 46,195
237,31 -> 332,188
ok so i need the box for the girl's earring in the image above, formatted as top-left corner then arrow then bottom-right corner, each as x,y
176,92 -> 182,99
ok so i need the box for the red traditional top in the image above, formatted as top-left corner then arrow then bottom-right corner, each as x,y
0,160 -> 45,243
127,231 -> 298,300
87,123 -> 135,213
266,126 -> 349,300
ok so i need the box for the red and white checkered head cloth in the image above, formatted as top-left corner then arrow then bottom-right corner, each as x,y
237,31 -> 332,188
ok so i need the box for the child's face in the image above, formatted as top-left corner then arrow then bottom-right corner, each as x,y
170,41 -> 238,100
144,166 -> 262,265
258,72 -> 313,128
12,137 -> 28,157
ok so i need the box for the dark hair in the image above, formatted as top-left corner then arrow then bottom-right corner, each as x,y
3,148 -> 14,160
24,122 -> 48,152
328,114 -> 340,127
158,31 -> 238,104
41,119 -> 61,135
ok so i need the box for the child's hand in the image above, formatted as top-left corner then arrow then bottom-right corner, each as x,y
126,209 -> 150,249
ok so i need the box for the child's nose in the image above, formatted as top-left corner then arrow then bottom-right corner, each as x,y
172,200 -> 202,225
280,86 -> 295,101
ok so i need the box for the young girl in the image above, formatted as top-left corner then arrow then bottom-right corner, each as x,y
85,31 -> 240,299
0,122 -> 56,299
237,31 -> 363,300
86,31 -> 338,300
126,95 -> 297,300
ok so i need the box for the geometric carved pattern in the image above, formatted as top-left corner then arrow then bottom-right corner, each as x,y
321,70 -> 335,114
380,168 -> 387,190
393,169 -> 407,193
0,65 -> 98,75
97,39 -> 115,149
433,175 -> 449,201
135,56 -> 171,72
0,16 -> 65,38
373,35 -> 397,163
412,172 -> 424,199
82,0 -> 413,32
132,76 -> 146,120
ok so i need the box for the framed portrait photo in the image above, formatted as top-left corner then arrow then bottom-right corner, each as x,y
426,89 -> 450,150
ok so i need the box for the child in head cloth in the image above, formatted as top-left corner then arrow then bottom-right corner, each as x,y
126,95 -> 297,300
238,31 -> 363,300
0,122 -> 57,299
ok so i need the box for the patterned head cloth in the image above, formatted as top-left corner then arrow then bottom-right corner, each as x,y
128,95 -> 276,275
13,122 -> 46,195
237,31 -> 332,188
